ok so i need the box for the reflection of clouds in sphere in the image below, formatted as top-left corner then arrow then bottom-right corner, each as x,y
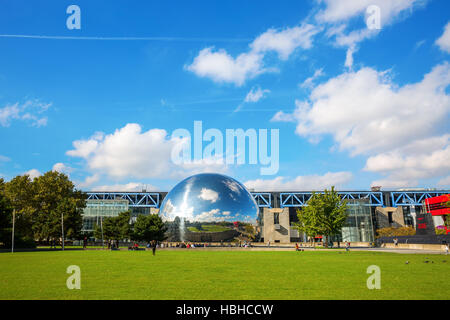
159,173 -> 258,224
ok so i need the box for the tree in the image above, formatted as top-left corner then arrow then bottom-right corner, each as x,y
133,214 -> 167,243
294,187 -> 348,247
94,211 -> 131,248
3,175 -> 36,242
0,190 -> 13,247
31,171 -> 86,244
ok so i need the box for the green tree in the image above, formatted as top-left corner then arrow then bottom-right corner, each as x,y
295,187 -> 348,247
94,211 -> 131,248
3,175 -> 36,242
31,171 -> 86,244
0,189 -> 13,247
133,214 -> 167,243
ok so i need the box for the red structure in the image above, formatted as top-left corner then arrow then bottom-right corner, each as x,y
424,194 -> 450,234
424,194 -> 450,216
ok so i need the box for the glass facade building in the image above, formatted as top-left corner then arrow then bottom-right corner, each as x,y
341,199 -> 374,242
82,200 -> 129,232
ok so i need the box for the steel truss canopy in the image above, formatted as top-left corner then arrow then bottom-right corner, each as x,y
390,191 -> 450,207
86,190 -> 450,209
280,192 -> 384,208
252,193 -> 272,208
86,192 -> 160,207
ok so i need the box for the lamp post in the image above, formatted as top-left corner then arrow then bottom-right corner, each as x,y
101,216 -> 104,249
61,212 -> 65,251
11,208 -> 15,253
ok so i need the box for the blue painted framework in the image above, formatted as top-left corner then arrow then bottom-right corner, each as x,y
252,193 -> 272,208
87,192 -> 160,208
86,190 -> 450,209
390,191 -> 449,207
280,192 -> 384,208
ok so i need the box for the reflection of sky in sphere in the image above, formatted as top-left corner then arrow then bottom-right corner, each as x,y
159,173 -> 258,224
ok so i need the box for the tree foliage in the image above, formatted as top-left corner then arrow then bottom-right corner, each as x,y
1,171 -> 86,246
133,214 -> 167,243
294,186 -> 348,247
94,211 -> 132,245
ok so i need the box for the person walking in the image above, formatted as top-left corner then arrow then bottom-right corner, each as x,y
345,241 -> 350,252
152,240 -> 156,256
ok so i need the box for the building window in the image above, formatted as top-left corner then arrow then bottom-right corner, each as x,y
274,212 -> 280,225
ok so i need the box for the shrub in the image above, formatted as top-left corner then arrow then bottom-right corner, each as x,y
375,226 -> 416,238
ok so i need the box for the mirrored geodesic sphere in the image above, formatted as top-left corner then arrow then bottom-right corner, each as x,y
159,173 -> 259,242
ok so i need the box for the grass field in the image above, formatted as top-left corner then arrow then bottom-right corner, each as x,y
0,250 -> 449,300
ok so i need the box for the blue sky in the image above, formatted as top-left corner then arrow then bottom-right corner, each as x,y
0,0 -> 449,192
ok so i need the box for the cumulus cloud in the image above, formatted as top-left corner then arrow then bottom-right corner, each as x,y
0,155 -> 10,162
66,123 -> 229,182
244,172 -> 353,191
436,21 -> 450,54
438,175 -> 450,187
300,68 -> 324,89
250,24 -> 319,59
244,86 -> 270,103
24,169 -> 41,180
316,0 -> 426,67
186,24 -> 319,86
198,188 -> 219,203
273,63 -> 450,187
366,135 -> 450,187
270,111 -> 296,123
315,0 -> 424,25
90,182 -> 158,192
52,163 -> 73,176
0,100 -> 51,127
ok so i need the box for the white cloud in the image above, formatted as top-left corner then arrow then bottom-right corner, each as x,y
0,155 -> 10,162
250,24 -> 319,60
315,0 -> 424,25
273,63 -> 450,188
52,163 -> 73,175
344,47 -> 356,69
300,68 -> 324,89
244,172 -> 353,191
198,188 -> 219,203
24,169 -> 41,180
316,0 -> 427,67
90,182 -> 158,192
283,63 -> 450,156
365,135 -> 450,187
438,175 -> 450,187
186,24 -> 319,86
66,123 -> 228,181
0,100 -> 51,127
270,111 -> 296,123
436,21 -> 450,54
244,87 -> 270,103
195,208 -> 225,222
185,48 -> 265,86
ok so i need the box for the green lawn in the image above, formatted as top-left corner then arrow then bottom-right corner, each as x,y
0,250 -> 448,300
187,225 -> 231,232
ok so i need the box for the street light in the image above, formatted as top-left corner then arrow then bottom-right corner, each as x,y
11,208 -> 15,253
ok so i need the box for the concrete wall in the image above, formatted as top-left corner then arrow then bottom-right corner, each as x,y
263,208 -> 290,243
376,206 -> 405,228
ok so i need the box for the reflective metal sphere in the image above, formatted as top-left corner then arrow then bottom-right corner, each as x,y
159,173 -> 259,242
